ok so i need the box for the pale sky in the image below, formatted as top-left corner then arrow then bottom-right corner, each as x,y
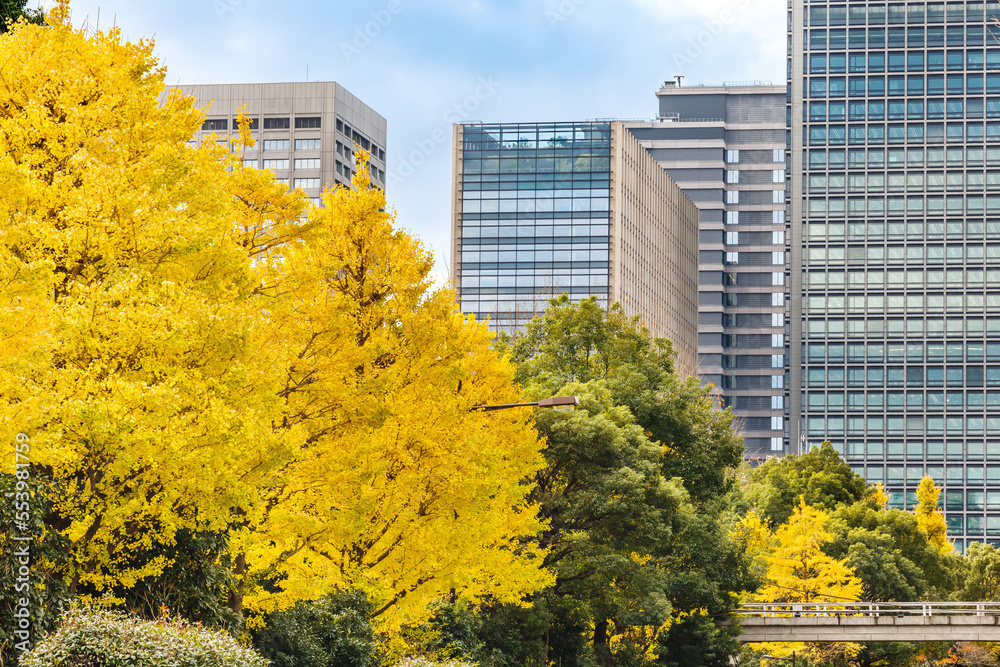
40,0 -> 785,283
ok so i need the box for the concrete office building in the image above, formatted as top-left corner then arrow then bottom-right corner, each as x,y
789,0 -> 1000,549
451,121 -> 700,369
169,82 -> 388,200
626,83 -> 789,461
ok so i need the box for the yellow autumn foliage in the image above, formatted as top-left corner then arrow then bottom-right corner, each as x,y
0,1 -> 551,631
914,476 -> 952,555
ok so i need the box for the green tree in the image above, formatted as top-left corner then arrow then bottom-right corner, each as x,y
959,542 -> 1000,602
250,591 -> 382,667
494,298 -> 751,665
507,295 -> 743,505
0,0 -> 42,32
745,441 -> 870,527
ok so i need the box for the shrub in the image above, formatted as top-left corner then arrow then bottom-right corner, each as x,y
250,591 -> 382,667
393,658 -> 477,667
20,606 -> 267,667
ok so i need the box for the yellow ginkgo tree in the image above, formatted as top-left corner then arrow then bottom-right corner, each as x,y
0,0 -> 551,632
751,499 -> 864,663
914,476 -> 952,554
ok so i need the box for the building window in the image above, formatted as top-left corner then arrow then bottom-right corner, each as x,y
773,170 -> 786,183
773,190 -> 786,203
772,313 -> 785,327
295,139 -> 321,150
233,117 -> 258,129
726,231 -> 739,245
773,149 -> 785,163
242,158 -> 257,168
201,119 -> 227,131
772,375 -> 784,389
726,170 -> 740,184
262,159 -> 288,170
263,117 -> 290,129
726,211 -> 740,225
771,437 -> 784,451
726,190 -> 739,204
727,149 -> 740,163
294,178 -> 321,189
294,158 -> 321,170
263,140 -> 290,151
295,117 -> 322,129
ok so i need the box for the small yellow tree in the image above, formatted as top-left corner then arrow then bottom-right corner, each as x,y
914,476 -> 952,554
757,499 -> 863,604
752,499 -> 863,662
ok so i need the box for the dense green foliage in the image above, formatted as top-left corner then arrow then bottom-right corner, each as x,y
0,474 -> 70,666
20,607 -> 267,667
485,297 -> 750,665
743,442 -> 870,526
250,591 -> 382,667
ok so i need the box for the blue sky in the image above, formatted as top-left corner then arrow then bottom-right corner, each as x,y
41,0 -> 785,283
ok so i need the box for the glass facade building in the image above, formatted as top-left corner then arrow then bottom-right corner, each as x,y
626,84 -> 789,460
451,121 -> 700,367
789,0 -> 1000,549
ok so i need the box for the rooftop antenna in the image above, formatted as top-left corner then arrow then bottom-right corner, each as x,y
306,65 -> 309,81
674,75 -> 684,87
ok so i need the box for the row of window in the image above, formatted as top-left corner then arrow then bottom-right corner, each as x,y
460,275 -> 610,288
461,224 -> 610,238
809,391 -> 1000,409
460,250 -> 611,263
803,196 -> 1000,215
808,221 -> 999,240
809,99 -> 999,122
807,146 -> 1000,167
808,342 -> 997,363
462,188 -> 611,199
807,245 -> 1000,263
804,317 -> 994,337
805,3 -> 1000,27
809,173 -> 1000,192
243,158 -> 322,170
461,199 -> 610,214
805,25 -> 987,50
463,158 -> 612,175
805,414 -> 1000,434
201,116 -> 320,132
808,294 -> 1000,314
808,74 -> 1000,97
808,50 -> 997,74
807,122 -> 1000,145
807,366 -> 1000,388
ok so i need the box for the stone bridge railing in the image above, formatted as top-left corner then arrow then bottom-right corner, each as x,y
732,602 -> 1000,643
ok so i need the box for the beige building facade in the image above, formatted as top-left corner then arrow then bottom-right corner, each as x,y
166,82 -> 388,199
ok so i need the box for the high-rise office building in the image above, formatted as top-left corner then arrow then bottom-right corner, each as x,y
626,83 -> 789,460
168,82 -> 388,199
789,0 -> 1000,549
451,121 -> 700,368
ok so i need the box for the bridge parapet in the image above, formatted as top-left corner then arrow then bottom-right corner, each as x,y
732,602 -> 1000,643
